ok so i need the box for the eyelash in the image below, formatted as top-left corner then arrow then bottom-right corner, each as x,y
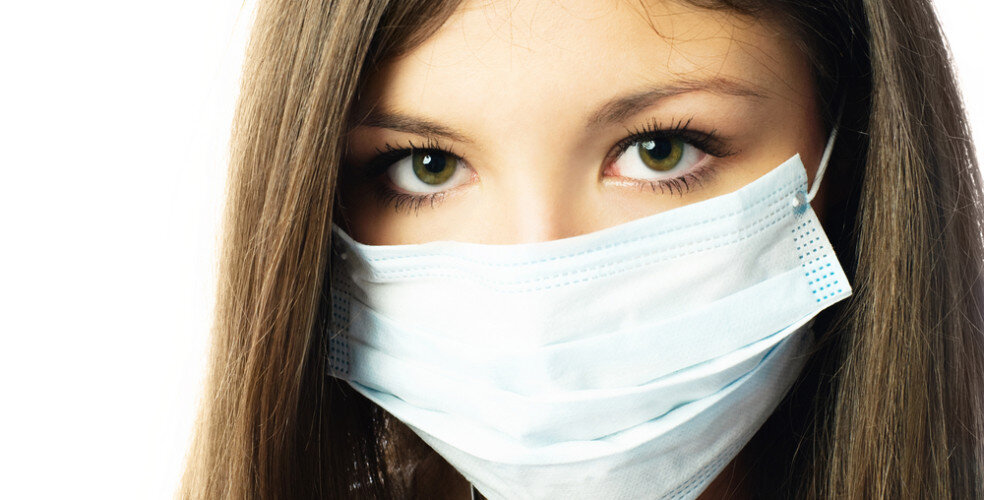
358,117 -> 737,213
608,117 -> 736,196
361,137 -> 460,214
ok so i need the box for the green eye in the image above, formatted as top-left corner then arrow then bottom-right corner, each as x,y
638,137 -> 685,171
412,151 -> 458,185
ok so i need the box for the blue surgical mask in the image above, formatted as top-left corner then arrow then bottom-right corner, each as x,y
327,129 -> 851,500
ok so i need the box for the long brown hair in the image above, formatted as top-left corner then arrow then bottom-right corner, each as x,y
179,0 -> 984,498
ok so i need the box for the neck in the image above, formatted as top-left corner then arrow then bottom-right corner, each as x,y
697,445 -> 755,500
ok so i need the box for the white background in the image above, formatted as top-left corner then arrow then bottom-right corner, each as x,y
0,1 -> 980,498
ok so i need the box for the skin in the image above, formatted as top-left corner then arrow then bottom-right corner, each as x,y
337,0 -> 828,497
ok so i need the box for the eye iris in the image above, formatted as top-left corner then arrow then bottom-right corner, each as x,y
638,138 -> 684,171
412,151 -> 457,185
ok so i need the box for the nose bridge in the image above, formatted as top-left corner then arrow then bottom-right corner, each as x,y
488,149 -> 597,244
477,93 -> 603,243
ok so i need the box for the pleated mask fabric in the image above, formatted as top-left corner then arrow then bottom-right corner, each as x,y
327,148 -> 852,499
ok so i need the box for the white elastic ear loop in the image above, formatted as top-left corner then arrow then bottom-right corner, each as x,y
807,124 -> 839,203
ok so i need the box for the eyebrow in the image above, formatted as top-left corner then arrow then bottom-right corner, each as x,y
586,77 -> 767,126
351,77 -> 767,143
352,104 -> 473,143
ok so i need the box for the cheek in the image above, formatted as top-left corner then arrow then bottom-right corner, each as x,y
334,176 -> 484,246
334,180 -> 368,240
334,174 -> 394,245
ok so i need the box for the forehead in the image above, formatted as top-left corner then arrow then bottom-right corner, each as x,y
357,0 -> 806,136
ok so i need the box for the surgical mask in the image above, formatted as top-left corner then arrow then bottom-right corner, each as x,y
326,130 -> 851,499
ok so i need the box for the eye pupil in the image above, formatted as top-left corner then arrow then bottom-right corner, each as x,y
642,140 -> 672,159
638,137 -> 684,171
412,150 -> 457,185
421,153 -> 445,173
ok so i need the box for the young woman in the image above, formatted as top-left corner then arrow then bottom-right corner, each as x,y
180,0 -> 984,498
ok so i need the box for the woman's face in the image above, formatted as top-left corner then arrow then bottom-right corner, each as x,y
337,0 -> 825,245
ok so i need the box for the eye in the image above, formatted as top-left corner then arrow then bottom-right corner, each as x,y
386,149 -> 472,194
608,136 -> 706,181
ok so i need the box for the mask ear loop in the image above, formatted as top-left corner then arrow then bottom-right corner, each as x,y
808,125 -> 839,203
792,103 -> 844,208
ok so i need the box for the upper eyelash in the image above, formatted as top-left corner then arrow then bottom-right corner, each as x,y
609,116 -> 737,160
362,116 -> 735,177
363,136 -> 460,178
604,117 -> 735,198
